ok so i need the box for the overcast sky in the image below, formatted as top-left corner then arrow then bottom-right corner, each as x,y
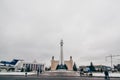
0,0 -> 120,67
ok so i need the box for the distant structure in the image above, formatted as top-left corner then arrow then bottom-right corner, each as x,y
0,59 -> 45,72
51,40 -> 73,71
0,59 -> 24,72
22,60 -> 44,72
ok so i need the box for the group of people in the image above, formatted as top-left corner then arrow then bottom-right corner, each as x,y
37,69 -> 42,76
80,67 -> 92,77
25,69 -> 43,77
79,67 -> 110,80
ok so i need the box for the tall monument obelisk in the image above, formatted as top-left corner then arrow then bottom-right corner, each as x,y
56,40 -> 68,70
60,40 -> 64,65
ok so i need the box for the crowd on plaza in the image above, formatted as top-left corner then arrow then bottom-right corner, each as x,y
79,67 -> 110,80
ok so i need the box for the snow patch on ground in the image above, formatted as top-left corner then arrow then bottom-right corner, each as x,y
0,72 -> 36,75
93,72 -> 120,77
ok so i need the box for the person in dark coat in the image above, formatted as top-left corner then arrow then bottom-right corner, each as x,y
80,68 -> 84,76
104,69 -> 110,80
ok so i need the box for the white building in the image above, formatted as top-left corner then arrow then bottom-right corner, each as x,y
22,60 -> 45,72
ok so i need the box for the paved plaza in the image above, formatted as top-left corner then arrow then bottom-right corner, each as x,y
0,75 -> 120,80
0,71 -> 120,80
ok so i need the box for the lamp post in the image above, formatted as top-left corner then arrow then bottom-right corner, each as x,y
106,54 -> 120,68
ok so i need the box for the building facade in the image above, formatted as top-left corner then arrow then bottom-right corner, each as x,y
23,60 -> 44,72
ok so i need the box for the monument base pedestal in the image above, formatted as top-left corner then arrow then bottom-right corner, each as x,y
56,64 -> 68,70
41,71 -> 80,76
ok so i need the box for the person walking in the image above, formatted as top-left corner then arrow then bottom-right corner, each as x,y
80,68 -> 84,76
104,69 -> 110,80
37,69 -> 39,76
85,67 -> 90,76
25,72 -> 27,77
